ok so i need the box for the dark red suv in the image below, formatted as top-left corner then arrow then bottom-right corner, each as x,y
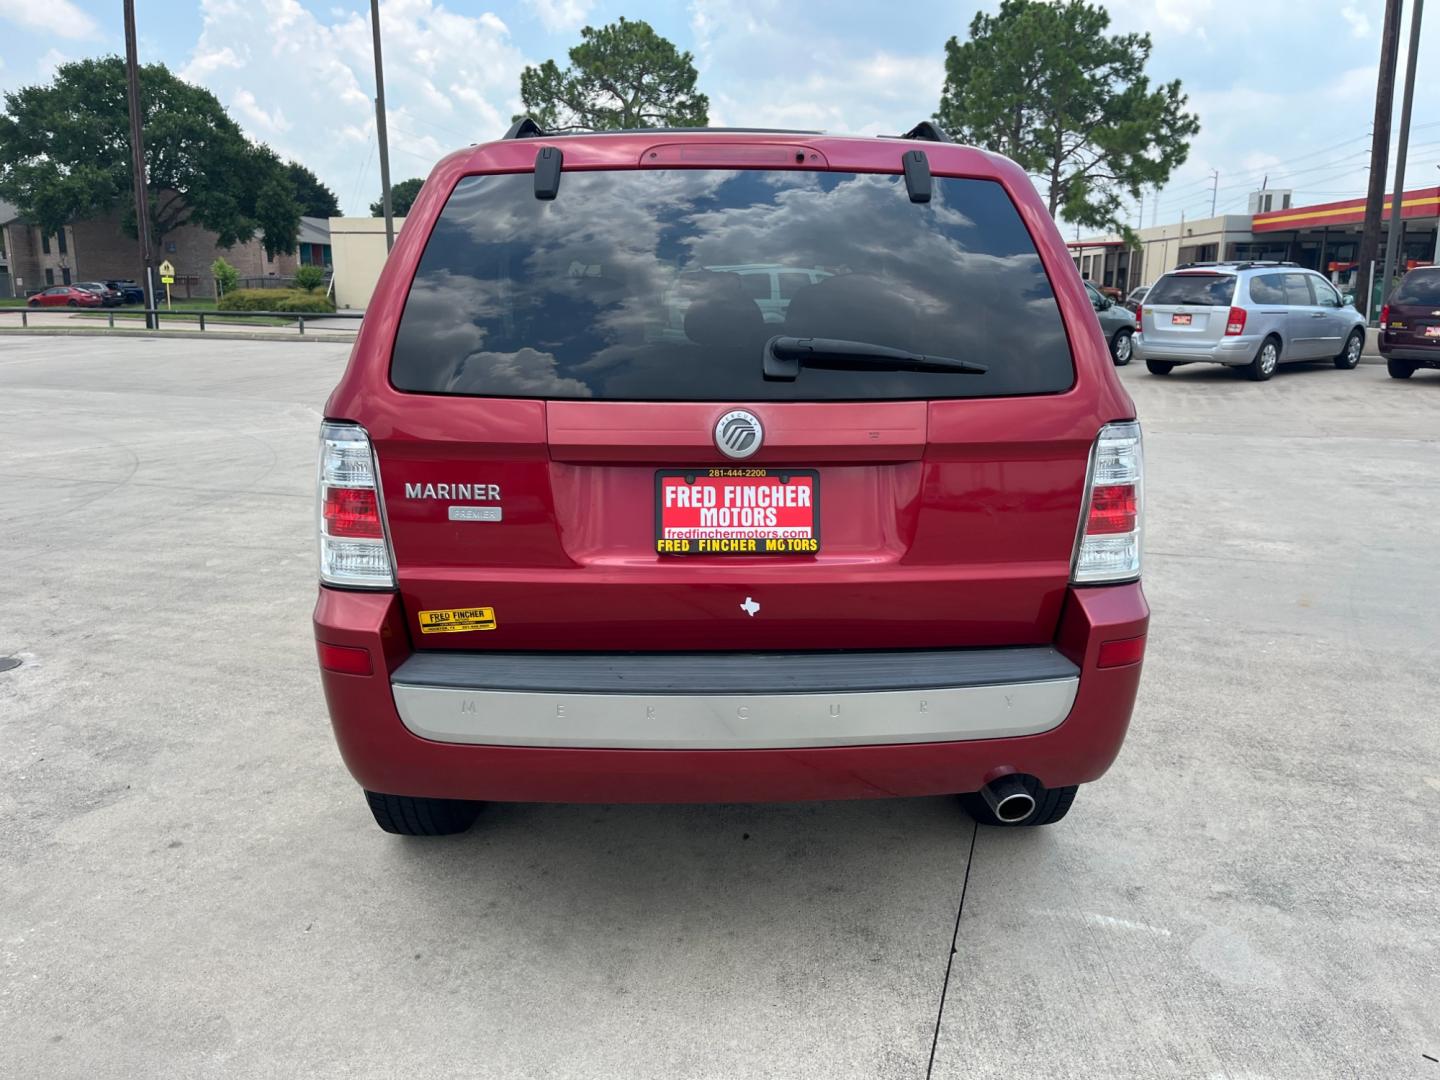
313,120 -> 1149,836
1380,266 -> 1440,379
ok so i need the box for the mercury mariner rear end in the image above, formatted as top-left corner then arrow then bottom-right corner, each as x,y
312,122 -> 1149,835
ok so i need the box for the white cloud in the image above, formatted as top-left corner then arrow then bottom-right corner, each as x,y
0,0 -> 98,40
37,48 -> 70,80
180,45 -> 245,82
232,88 -> 291,134
1153,0 -> 1215,35
524,0 -> 594,33
177,0 -> 532,214
1340,3 -> 1370,37
690,0 -> 943,135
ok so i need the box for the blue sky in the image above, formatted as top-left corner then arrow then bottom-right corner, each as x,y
1,0 -> 1437,220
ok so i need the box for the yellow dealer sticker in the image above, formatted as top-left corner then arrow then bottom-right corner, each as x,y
418,607 -> 497,634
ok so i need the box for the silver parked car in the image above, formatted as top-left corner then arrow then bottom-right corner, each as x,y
1084,279 -> 1138,365
1134,262 -> 1366,381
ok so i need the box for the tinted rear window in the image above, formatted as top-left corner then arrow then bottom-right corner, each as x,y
390,170 -> 1073,401
1392,269 -> 1440,305
1146,273 -> 1236,307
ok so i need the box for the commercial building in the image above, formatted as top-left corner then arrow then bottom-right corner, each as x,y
1070,186 -> 1440,310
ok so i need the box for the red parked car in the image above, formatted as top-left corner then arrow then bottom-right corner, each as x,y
27,284 -> 102,308
1380,266 -> 1440,379
313,120 -> 1149,835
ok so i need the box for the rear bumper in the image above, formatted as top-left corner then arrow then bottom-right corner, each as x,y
1133,335 -> 1253,365
313,583 -> 1148,803
390,648 -> 1080,749
1378,342 -> 1440,364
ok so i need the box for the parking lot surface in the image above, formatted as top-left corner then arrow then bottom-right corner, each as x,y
2,337 -> 1437,1078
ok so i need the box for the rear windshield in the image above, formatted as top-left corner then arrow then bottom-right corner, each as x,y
1145,273 -> 1236,307
1392,269 -> 1440,305
390,170 -> 1073,401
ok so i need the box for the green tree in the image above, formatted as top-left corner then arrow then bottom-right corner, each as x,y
294,264 -> 327,291
0,57 -> 300,260
370,177 -> 423,218
935,0 -> 1199,233
287,161 -> 340,218
517,17 -> 708,130
211,256 -> 239,296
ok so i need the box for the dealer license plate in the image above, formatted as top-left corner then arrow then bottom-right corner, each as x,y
1170,313 -> 1192,326
655,469 -> 820,556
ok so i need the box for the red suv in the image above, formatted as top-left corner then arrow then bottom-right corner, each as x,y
313,120 -> 1149,835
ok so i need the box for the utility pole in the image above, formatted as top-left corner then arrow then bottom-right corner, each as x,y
1209,169 -> 1220,217
370,0 -> 395,251
1382,0 -> 1425,302
122,0 -> 156,328
1357,0 -> 1404,319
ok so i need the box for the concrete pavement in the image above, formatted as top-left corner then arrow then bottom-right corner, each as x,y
1,337 -> 1436,1078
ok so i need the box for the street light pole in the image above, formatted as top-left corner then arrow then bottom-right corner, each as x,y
122,0 -> 156,328
1381,0 -> 1425,302
370,0 -> 395,252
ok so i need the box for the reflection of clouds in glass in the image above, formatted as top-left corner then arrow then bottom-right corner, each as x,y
449,347 -> 592,397
391,169 -> 1070,399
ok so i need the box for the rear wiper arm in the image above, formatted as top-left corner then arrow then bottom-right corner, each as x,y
763,336 -> 988,380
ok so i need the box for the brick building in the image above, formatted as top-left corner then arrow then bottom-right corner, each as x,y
1,199 -> 79,296
1,197 -> 321,299
70,210 -> 300,299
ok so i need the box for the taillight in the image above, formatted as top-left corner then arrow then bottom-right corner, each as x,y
1072,421 -> 1143,584
1224,307 -> 1247,335
1380,304 -> 1390,328
317,421 -> 394,588
1135,304 -> 1144,328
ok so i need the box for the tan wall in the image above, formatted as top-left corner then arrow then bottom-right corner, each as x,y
330,217 -> 404,310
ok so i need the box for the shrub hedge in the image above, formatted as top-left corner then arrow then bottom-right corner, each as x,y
216,288 -> 335,314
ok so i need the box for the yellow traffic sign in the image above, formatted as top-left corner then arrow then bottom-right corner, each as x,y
158,259 -> 175,277
161,276 -> 175,284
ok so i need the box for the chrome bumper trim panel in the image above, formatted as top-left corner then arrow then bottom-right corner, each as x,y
390,677 -> 1080,749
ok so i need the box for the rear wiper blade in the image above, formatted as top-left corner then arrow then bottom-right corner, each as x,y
763,336 -> 988,380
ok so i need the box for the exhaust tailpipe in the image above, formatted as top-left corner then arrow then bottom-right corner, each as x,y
981,775 -> 1036,824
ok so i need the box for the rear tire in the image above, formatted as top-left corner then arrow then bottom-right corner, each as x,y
960,776 -> 1078,827
1387,358 -> 1416,379
1145,359 -> 1174,375
364,790 -> 482,836
66,300 -> 78,307
1334,329 -> 1363,369
1246,337 -> 1280,381
1110,327 -> 1134,366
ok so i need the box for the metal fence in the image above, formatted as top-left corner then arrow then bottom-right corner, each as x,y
0,306 -> 362,336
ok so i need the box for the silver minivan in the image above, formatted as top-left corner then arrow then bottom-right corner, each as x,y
1134,262 -> 1366,380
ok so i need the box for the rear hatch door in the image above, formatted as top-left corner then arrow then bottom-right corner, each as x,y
1386,269 -> 1440,347
1142,271 -> 1236,348
372,158 -> 1108,652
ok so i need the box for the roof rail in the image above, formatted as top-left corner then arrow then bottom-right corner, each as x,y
1175,260 -> 1300,271
504,117 -> 546,140
878,121 -> 953,143
501,118 -> 824,140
